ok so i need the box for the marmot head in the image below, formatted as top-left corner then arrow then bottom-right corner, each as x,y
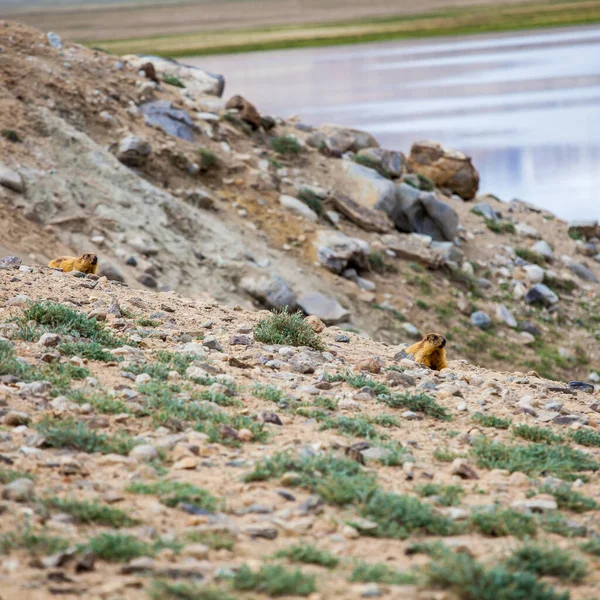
424,332 -> 446,348
80,253 -> 98,266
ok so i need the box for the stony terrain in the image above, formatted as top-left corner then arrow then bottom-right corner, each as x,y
0,264 -> 600,600
1,24 -> 600,597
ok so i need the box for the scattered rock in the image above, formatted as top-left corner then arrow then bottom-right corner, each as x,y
329,192 -> 393,233
0,256 -> 22,270
280,194 -> 319,222
47,31 -> 63,49
524,283 -> 559,307
495,304 -> 517,328
315,230 -> 370,274
304,315 -> 326,333
408,140 -> 479,200
2,478 -> 34,501
139,101 -> 199,141
568,381 -> 594,394
471,311 -> 492,330
225,95 -> 262,129
240,273 -> 297,310
0,165 -> 25,193
298,292 -> 350,325
116,135 -> 151,167
451,459 -> 479,479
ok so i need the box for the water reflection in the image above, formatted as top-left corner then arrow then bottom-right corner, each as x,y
188,26 -> 600,220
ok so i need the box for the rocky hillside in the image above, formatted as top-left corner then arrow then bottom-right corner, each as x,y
1,20 -> 600,388
0,266 -> 599,600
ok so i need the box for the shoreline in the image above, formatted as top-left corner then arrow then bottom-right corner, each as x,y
89,0 -> 600,57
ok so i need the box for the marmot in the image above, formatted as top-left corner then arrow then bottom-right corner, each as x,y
406,332 -> 448,370
48,253 -> 98,275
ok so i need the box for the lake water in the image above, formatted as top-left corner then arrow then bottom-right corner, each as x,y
187,26 -> 600,221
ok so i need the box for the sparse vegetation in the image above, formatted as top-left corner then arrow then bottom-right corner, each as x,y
149,581 -> 235,600
416,483 -> 464,506
42,497 -> 138,527
506,544 -> 587,582
198,147 -> 218,170
383,392 -> 451,421
485,219 -> 515,234
254,308 -> 325,350
0,525 -> 69,556
126,480 -> 217,512
162,74 -> 185,87
36,417 -> 138,455
298,188 -> 324,216
472,437 -> 599,480
515,247 -> 546,265
85,532 -> 153,562
426,551 -> 569,600
59,341 -> 114,361
350,561 -> 417,584
271,135 -> 302,155
539,483 -> 598,513
233,564 -> 316,597
472,413 -> 511,429
253,383 -> 286,403
275,543 -> 339,568
570,428 -> 600,447
1,128 -> 22,142
512,424 -> 564,444
471,508 -> 536,539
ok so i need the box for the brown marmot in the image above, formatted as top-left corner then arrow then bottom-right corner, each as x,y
48,253 -> 98,274
406,332 -> 448,370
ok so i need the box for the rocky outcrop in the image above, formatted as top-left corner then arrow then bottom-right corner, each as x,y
298,291 -> 350,324
124,55 -> 225,97
408,140 -> 479,200
240,273 -> 297,310
319,125 -> 379,156
356,148 -> 405,178
315,230 -> 370,274
139,101 -> 199,141
225,95 -> 262,130
329,192 -> 393,233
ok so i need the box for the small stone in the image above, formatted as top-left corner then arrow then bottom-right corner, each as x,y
2,478 -> 34,501
0,256 -> 22,270
361,583 -> 382,598
305,315 -> 326,333
400,322 -> 420,337
238,428 -> 254,442
334,334 -> 350,343
230,334 -> 252,346
203,336 -> 223,351
38,332 -> 60,347
47,31 -> 63,49
470,311 -> 492,330
568,381 -> 594,394
451,458 -> 479,479
354,357 -> 382,374
495,304 -> 517,328
512,495 -> 557,512
129,444 -> 159,461
4,411 -> 30,427
181,544 -> 210,560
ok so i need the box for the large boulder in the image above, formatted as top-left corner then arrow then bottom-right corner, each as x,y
225,95 -> 261,130
124,55 -> 225,97
139,101 -> 199,141
386,184 -> 459,242
240,273 -> 297,310
329,192 -> 393,233
356,148 -> 405,178
298,292 -> 350,325
338,162 -> 396,209
315,230 -> 370,274
408,140 -> 479,200
320,124 -> 379,156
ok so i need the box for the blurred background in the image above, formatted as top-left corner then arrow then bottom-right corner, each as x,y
3,0 -> 600,219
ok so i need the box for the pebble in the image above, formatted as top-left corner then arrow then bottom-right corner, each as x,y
2,478 -> 34,501
129,444 -> 159,461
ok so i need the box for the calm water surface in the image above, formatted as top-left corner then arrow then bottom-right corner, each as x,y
188,27 -> 600,220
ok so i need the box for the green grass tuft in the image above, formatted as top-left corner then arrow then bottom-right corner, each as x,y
271,135 -> 302,155
349,561 -> 417,584
36,416 -> 138,455
426,551 -> 569,600
0,525 -> 69,556
515,247 -> 547,266
233,564 -> 316,597
198,147 -> 218,170
506,544 -> 587,582
471,508 -> 536,539
485,219 -> 515,234
126,480 -> 217,512
580,536 -> 600,556
254,308 -> 325,350
570,428 -> 600,447
59,341 -> 114,361
539,483 -> 598,513
471,437 -> 599,480
162,74 -> 185,87
298,188 -> 324,216
383,392 -> 451,421
512,424 -> 564,444
472,413 -> 511,429
275,543 -> 339,568
42,497 -> 138,527
416,483 -> 464,507
86,532 -> 153,562
253,383 -> 286,403
149,580 -> 234,600
1,129 -> 22,142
